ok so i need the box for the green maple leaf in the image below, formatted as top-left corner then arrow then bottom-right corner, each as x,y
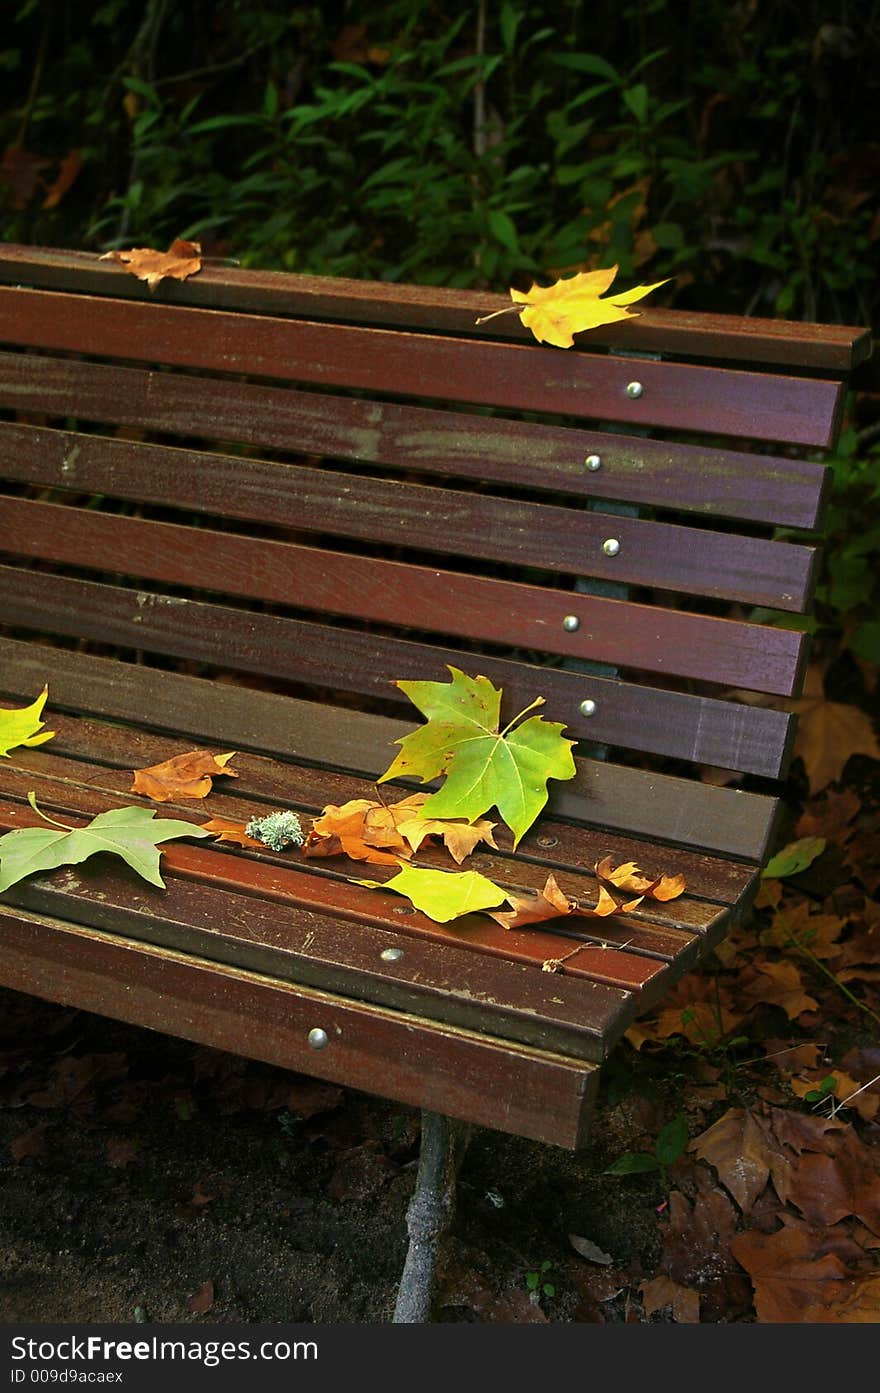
377,666 -> 576,848
356,861 -> 508,923
0,793 -> 212,894
0,687 -> 55,758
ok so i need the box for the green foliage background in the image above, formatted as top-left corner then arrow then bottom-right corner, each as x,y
2,0 -> 879,659
2,0 -> 878,323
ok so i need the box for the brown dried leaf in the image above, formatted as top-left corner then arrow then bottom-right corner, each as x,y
0,144 -> 50,208
640,1275 -> 701,1323
487,873 -> 576,929
100,238 -> 203,292
731,1225 -> 880,1323
595,855 -> 685,901
200,817 -> 265,848
304,797 -> 406,865
738,960 -> 819,1020
42,150 -> 82,209
131,749 -> 237,802
397,811 -> 498,863
689,1108 -> 774,1214
10,1124 -> 49,1162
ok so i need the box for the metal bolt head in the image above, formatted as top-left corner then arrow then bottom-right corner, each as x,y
307,1027 -> 329,1050
380,947 -> 403,962
625,380 -> 644,399
579,698 -> 597,717
602,537 -> 621,557
584,454 -> 602,471
562,614 -> 580,632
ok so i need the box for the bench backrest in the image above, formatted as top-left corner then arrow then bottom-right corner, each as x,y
0,245 -> 871,870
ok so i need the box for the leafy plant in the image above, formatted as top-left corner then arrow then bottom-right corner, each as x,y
604,1113 -> 689,1187
525,1258 -> 555,1305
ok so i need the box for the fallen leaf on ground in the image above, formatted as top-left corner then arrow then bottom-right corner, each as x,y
10,1124 -> 49,1162
131,749 -> 237,802
689,1107 -> 774,1214
42,150 -> 82,209
738,960 -> 819,1019
487,873 -> 577,928
201,817 -> 265,848
477,266 -> 670,348
731,1224 -> 880,1323
640,1275 -> 701,1323
305,798 -> 405,865
100,238 -> 203,292
0,687 -> 55,758
761,836 -> 827,880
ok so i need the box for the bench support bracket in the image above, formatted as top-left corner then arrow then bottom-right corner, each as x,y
392,1110 -> 471,1323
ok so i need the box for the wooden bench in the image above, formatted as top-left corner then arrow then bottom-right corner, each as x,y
0,243 -> 871,1320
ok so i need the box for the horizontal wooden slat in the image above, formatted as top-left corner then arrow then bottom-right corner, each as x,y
0,762 -> 716,956
0,566 -> 795,777
0,244 -> 870,371
0,497 -> 807,697
0,905 -> 597,1147
0,698 -> 760,907
0,352 -> 830,529
0,831 -> 646,1059
0,286 -> 844,446
0,423 -> 816,610
0,638 -> 781,861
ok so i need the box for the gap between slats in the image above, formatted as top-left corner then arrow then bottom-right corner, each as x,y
0,285 -> 844,446
0,354 -> 830,528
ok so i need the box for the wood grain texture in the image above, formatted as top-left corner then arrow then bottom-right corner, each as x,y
0,694 -> 760,908
0,285 -> 844,446
0,423 -> 817,611
0,243 -> 870,371
0,496 -> 808,697
0,638 -> 780,863
0,353 -> 831,529
0,904 -> 597,1147
0,565 -> 795,777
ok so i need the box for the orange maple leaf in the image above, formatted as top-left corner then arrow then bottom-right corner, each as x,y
100,238 -> 203,292
130,749 -> 237,802
201,816 -> 264,848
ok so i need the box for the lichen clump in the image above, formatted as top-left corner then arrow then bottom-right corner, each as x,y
244,809 -> 304,851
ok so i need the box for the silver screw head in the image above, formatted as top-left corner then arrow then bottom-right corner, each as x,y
579,698 -> 597,717
562,614 -> 580,632
307,1027 -> 329,1050
602,537 -> 621,556
626,380 -> 644,399
380,947 -> 403,962
584,454 -> 602,471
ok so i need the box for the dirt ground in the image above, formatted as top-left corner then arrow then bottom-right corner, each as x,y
0,984 -> 670,1326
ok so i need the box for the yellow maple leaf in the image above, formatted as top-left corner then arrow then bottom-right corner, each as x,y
493,266 -> 669,348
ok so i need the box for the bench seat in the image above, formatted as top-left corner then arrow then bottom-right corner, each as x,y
0,244 -> 871,1165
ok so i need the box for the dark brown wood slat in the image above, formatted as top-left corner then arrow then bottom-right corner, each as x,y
0,698 -> 759,908
0,496 -> 808,697
0,244 -> 870,371
0,905 -> 597,1147
0,753 -> 722,950
0,286 -> 844,446
0,424 -> 816,611
0,566 -> 795,777
0,353 -> 830,529
0,638 -> 780,863
0,836 -> 643,1060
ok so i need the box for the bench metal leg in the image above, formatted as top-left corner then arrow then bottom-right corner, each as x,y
392,1110 -> 470,1323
